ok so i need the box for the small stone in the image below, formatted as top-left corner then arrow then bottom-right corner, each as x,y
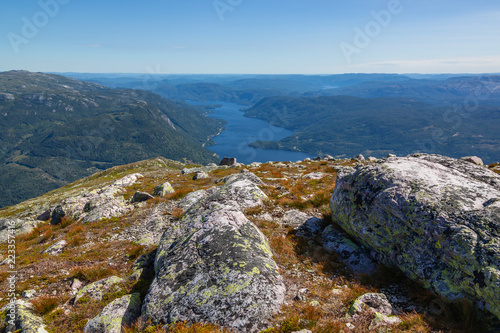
21,290 -> 36,298
294,288 -> 309,302
42,240 -> 67,255
131,191 -> 154,203
36,209 -> 52,221
50,205 -> 65,225
309,300 -> 320,307
460,156 -> 484,166
354,154 -> 365,161
346,322 -> 355,329
386,153 -> 397,158
304,158 -> 311,162
153,182 -> 175,197
193,171 -> 209,180
219,157 -> 237,166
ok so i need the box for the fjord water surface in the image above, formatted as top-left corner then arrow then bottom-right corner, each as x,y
188,101 -> 314,164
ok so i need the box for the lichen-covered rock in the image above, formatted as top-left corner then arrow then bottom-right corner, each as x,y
330,154 -> 500,319
142,178 -> 285,332
347,293 -> 401,329
460,155 -> 484,166
42,240 -> 67,255
153,182 -> 175,197
55,173 -> 143,224
1,300 -> 48,333
0,218 -> 39,243
322,225 -> 377,275
302,172 -> 326,180
83,293 -> 141,333
192,171 -> 209,180
75,276 -> 124,303
131,191 -> 154,203
205,172 -> 268,210
177,189 -> 208,210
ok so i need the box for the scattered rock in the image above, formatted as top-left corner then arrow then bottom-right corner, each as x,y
330,154 -> 500,320
386,153 -> 396,158
21,290 -> 36,299
131,191 -> 154,203
347,293 -> 402,329
207,172 -> 268,209
354,154 -> 365,161
71,278 -> 84,292
153,182 -> 175,197
0,218 -> 39,243
0,299 -> 48,333
294,288 -> 309,302
219,157 -> 237,166
461,155 -> 484,166
50,205 -> 65,225
324,154 -> 335,161
75,276 -> 124,303
42,240 -> 67,255
322,225 -> 378,275
302,172 -> 326,180
192,171 -> 209,180
304,158 -> 311,162
84,293 -> 141,333
36,209 -> 52,221
295,217 -> 325,238
291,330 -> 312,333
280,210 -> 311,228
367,157 -> 378,162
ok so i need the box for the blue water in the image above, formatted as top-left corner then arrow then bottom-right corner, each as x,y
188,101 -> 314,164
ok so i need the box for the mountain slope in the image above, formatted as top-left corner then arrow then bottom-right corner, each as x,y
244,95 -> 500,162
0,70 -> 223,207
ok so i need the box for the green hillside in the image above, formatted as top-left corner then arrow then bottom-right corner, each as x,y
0,71 -> 223,208
245,95 -> 500,162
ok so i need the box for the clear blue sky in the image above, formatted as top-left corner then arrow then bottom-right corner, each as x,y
0,0 -> 499,74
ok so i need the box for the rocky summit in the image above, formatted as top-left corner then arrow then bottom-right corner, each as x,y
1,154 -> 499,332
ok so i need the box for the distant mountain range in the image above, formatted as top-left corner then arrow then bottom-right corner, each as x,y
0,71 -> 223,208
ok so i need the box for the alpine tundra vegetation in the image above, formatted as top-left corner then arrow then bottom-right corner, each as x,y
1,154 -> 499,332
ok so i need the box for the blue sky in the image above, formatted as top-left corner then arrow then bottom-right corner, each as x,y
0,0 -> 499,74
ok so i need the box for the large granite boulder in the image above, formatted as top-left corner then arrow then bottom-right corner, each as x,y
0,300 -> 48,333
84,293 -> 141,333
142,174 -> 284,332
330,154 -> 500,319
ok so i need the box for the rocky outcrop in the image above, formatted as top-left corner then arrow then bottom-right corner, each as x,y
1,300 -> 48,333
54,173 -> 143,224
84,293 -> 141,333
330,154 -> 500,319
0,218 -> 39,243
153,182 -> 174,197
75,276 -> 124,303
142,173 -> 284,332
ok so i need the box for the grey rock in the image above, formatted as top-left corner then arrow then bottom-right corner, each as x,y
291,330 -> 312,333
220,157 -> 237,166
322,225 -> 378,275
294,288 -> 309,302
84,293 -> 142,333
42,240 -> 67,255
302,172 -> 326,180
0,300 -> 48,333
206,173 -> 268,210
461,155 -> 484,166
21,290 -> 36,299
304,158 -> 311,162
142,175 -> 285,332
368,157 -> 378,162
36,209 -> 52,221
280,210 -> 312,228
131,191 -> 154,204
192,171 -> 209,180
295,217 -> 325,238
75,276 -> 124,303
330,154 -> 500,319
347,293 -> 393,317
354,154 -> 365,161
386,153 -> 397,158
177,189 -> 208,210
153,182 -> 175,197
50,205 -> 65,225
324,154 -> 335,160
0,218 -> 39,244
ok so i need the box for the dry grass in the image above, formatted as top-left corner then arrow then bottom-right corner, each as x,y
31,296 -> 62,316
